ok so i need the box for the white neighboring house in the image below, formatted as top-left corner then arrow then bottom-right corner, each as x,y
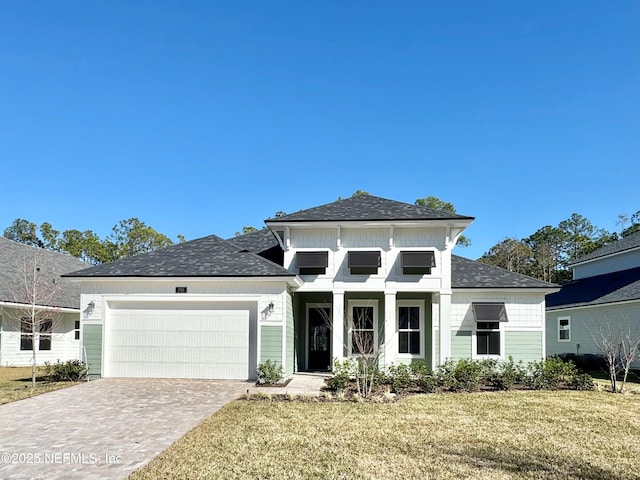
0,237 -> 87,366
64,195 -> 558,380
546,231 -> 640,367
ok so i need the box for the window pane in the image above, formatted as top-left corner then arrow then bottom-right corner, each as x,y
75,320 -> 80,330
21,335 -> 33,351
39,335 -> 51,351
409,307 -> 420,329
477,332 -> 488,355
40,319 -> 52,333
559,319 -> 569,327
410,332 -> 420,354
352,331 -> 374,354
353,307 -> 373,330
21,318 -> 31,334
75,330 -> 80,340
399,332 -> 408,353
559,330 -> 569,340
399,307 -> 409,330
488,332 -> 500,355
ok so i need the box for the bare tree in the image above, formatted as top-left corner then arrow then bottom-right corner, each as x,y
589,320 -> 640,393
315,303 -> 383,398
7,252 -> 64,388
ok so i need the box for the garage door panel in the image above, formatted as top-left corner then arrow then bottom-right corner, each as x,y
106,306 -> 251,379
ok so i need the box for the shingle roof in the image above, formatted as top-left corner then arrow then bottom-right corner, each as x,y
265,195 -> 474,223
571,231 -> 640,265
451,255 -> 558,289
0,237 -> 88,309
546,267 -> 640,310
229,231 -> 555,289
228,229 -> 280,253
63,234 -> 294,278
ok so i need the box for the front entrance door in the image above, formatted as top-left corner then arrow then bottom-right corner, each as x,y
307,305 -> 331,370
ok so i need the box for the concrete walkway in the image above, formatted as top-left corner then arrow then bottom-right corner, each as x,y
0,378 -> 249,480
248,372 -> 329,395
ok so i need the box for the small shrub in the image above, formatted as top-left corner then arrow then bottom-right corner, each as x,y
526,357 -> 577,390
437,359 -> 484,392
410,361 -> 437,393
256,360 -> 284,385
387,363 -> 412,393
327,358 -> 354,392
557,353 -> 607,373
488,357 -> 525,391
571,373 -> 596,391
43,360 -> 87,382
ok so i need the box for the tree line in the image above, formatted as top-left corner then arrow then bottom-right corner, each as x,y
3,218 -> 183,265
478,211 -> 640,283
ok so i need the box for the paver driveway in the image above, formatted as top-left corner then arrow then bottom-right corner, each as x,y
0,378 -> 249,480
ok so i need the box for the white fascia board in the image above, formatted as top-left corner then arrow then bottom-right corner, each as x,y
265,219 -> 473,230
453,287 -> 561,295
0,300 -> 79,313
68,276 -> 298,284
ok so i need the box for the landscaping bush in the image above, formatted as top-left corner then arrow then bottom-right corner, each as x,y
256,360 -> 284,385
525,357 -> 578,390
437,359 -> 484,392
410,361 -> 437,393
571,373 -> 596,391
387,363 -> 412,393
488,356 -> 526,391
557,353 -> 607,373
43,360 -> 88,382
326,358 -> 353,392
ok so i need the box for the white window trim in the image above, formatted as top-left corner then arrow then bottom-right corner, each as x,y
472,322 -> 505,360
396,300 -> 425,358
347,299 -> 379,356
558,316 -> 571,342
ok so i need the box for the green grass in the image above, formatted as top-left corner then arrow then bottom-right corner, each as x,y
0,366 -> 76,405
130,390 -> 640,480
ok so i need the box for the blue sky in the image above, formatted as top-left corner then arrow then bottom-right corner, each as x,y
1,1 -> 638,260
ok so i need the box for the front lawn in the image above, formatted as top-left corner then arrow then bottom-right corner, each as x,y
130,390 -> 640,479
0,367 -> 76,405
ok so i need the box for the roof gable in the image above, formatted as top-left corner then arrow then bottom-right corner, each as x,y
0,237 -> 88,309
64,234 -> 293,278
265,195 -> 474,223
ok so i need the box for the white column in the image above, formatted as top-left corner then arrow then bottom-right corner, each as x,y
384,292 -> 397,368
332,291 -> 345,361
439,292 -> 452,364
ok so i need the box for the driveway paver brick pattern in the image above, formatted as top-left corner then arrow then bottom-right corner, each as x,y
0,378 -> 249,480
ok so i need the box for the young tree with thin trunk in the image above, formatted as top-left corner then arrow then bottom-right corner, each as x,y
8,252 -> 64,388
589,319 -> 640,393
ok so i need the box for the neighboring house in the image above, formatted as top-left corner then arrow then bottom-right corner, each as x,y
546,231 -> 640,367
0,237 -> 87,366
64,195 -> 557,380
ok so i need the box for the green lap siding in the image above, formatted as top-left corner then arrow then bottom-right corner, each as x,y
83,324 -> 103,378
260,325 -> 283,365
285,292 -> 294,377
505,331 -> 543,364
451,330 -> 472,360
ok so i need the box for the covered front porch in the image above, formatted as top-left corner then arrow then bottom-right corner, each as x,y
293,290 -> 451,372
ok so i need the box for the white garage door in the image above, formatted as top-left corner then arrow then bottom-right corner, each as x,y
106,304 -> 250,379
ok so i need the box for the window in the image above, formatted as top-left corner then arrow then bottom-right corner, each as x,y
476,322 -> 500,355
348,251 -> 380,275
20,318 -> 52,351
348,301 -> 378,355
175,287 -> 187,293
397,302 -> 424,356
558,317 -> 571,342
20,318 -> 33,350
74,320 -> 80,341
401,251 -> 435,275
472,302 -> 508,357
39,319 -> 52,351
296,251 -> 328,275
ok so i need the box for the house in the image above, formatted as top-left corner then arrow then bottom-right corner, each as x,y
0,237 -> 87,366
546,231 -> 640,367
64,195 -> 557,380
